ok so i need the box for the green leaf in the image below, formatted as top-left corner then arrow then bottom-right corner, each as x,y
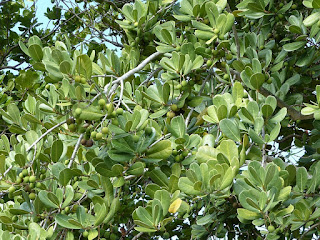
178,177 -> 201,195
55,214 -> 82,229
237,208 -> 261,221
296,167 -> 308,191
128,162 -> 145,175
60,60 -> 71,74
134,227 -> 157,232
38,191 -> 59,208
154,189 -> 170,215
313,0 -> 320,8
261,104 -> 274,118
283,41 -> 306,51
135,207 -> 154,228
146,140 -> 172,159
149,169 -> 169,187
59,168 -> 81,186
167,116 -> 185,138
249,73 -> 265,89
51,140 -> 63,163
94,203 -> 107,226
219,119 -> 240,142
28,44 -> 43,62
161,29 -> 173,44
77,54 -> 92,79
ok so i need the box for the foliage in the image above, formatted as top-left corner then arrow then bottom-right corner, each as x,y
1,0 -> 320,239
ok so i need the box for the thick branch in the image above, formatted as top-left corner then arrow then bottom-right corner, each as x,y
68,133 -> 84,168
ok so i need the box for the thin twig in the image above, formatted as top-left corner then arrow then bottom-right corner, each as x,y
0,165 -> 13,181
132,232 -> 144,240
68,133 -> 84,168
26,120 -> 67,152
138,67 -> 162,88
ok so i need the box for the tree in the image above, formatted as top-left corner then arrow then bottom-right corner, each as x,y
1,0 -> 320,239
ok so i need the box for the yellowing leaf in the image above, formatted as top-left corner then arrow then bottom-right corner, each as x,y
168,198 -> 182,213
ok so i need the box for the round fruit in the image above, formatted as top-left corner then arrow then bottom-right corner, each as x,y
223,74 -> 229,80
68,124 -> 76,132
101,127 -> 109,134
8,186 -> 15,193
16,177 -> 22,184
29,183 -> 35,189
268,225 -> 275,232
75,108 -> 82,116
91,131 -> 97,139
111,111 -> 117,117
23,176 -> 30,183
86,139 -> 94,147
226,54 -> 233,60
220,61 -> 227,68
167,111 -> 175,119
36,182 -> 42,188
176,84 -> 182,89
106,103 -> 113,112
29,176 -> 36,183
145,127 -> 152,135
80,77 -> 87,84
207,59 -> 213,67
83,231 -> 89,238
212,49 -> 219,56
291,4 -> 297,9
182,150 -> 188,157
181,80 -> 188,87
74,75 -> 81,82
66,118 -> 75,125
19,173 -> 24,178
96,133 -> 103,140
116,108 -> 123,115
98,99 -> 106,106
175,155 -> 181,162
132,135 -> 140,142
171,104 -> 178,112
12,216 -> 18,222
213,28 -> 220,34
134,22 -> 138,27
267,78 -> 272,84
22,169 -> 28,176
29,193 -> 36,200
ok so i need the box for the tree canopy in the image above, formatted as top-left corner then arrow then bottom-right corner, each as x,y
1,0 -> 320,239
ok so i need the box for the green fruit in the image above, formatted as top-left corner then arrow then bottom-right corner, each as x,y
74,75 -> 81,82
182,150 -> 188,157
206,59 -> 213,67
226,54 -> 233,60
267,78 -> 272,84
175,155 -> 181,162
101,127 -> 109,134
23,176 -> 30,183
163,232 -> 170,239
29,183 -> 35,189
212,49 -> 219,56
29,176 -> 36,183
91,131 -> 97,139
111,111 -> 117,117
75,108 -> 82,116
259,45 -> 264,50
68,124 -> 76,132
80,77 -> 87,84
65,160 -> 69,165
83,231 -> 89,238
167,111 -> 175,119
134,22 -> 138,27
268,225 -> 275,232
29,192 -> 36,200
110,233 -> 117,240
19,172 -> 24,178
176,84 -> 182,89
12,216 -> 18,222
181,80 -> 188,87
116,108 -> 124,115
171,104 -> 178,112
219,34 -> 224,40
16,177 -> 22,184
96,132 -> 103,140
223,74 -> 229,80
22,169 -> 28,176
8,186 -> 15,193
176,45 -> 181,51
106,103 -> 113,112
291,4 -> 297,9
145,127 -> 152,135
98,99 -> 106,106
213,28 -> 220,34
132,135 -> 140,142
36,182 -> 42,188
41,169 -> 46,174
65,207 -> 70,213
172,150 -> 178,156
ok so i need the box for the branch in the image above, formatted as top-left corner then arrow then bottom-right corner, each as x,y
0,165 -> 13,181
226,4 -> 240,60
258,87 -> 314,121
68,133 -> 84,168
132,232 -> 143,240
299,222 -> 320,240
26,120 -> 67,152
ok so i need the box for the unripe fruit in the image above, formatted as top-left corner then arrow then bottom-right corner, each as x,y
171,104 -> 178,112
167,111 -> 175,119
74,75 -> 81,82
83,231 -> 89,238
212,49 -> 219,56
145,127 -> 152,135
268,225 -> 275,232
22,169 -> 28,176
106,103 -> 113,112
134,22 -> 138,27
207,59 -> 213,67
91,131 -> 97,139
102,127 -> 109,134
29,176 -> 36,183
132,135 -> 140,142
176,84 -> 182,89
213,28 -> 220,34
220,61 -> 227,68
110,233 -> 117,240
29,193 -> 36,200
172,150 -> 178,156
19,173 -> 24,178
8,186 -> 15,193
68,124 -> 76,132
223,74 -> 229,80
96,133 -> 103,140
226,54 -> 233,60
267,78 -> 272,84
23,176 -> 30,183
111,111 -> 117,117
116,108 -> 123,115
181,80 -> 188,87
36,182 -> 42,188
16,177 -> 22,184
80,77 -> 87,84
98,99 -> 106,106
75,108 -> 82,116
29,183 -> 35,189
